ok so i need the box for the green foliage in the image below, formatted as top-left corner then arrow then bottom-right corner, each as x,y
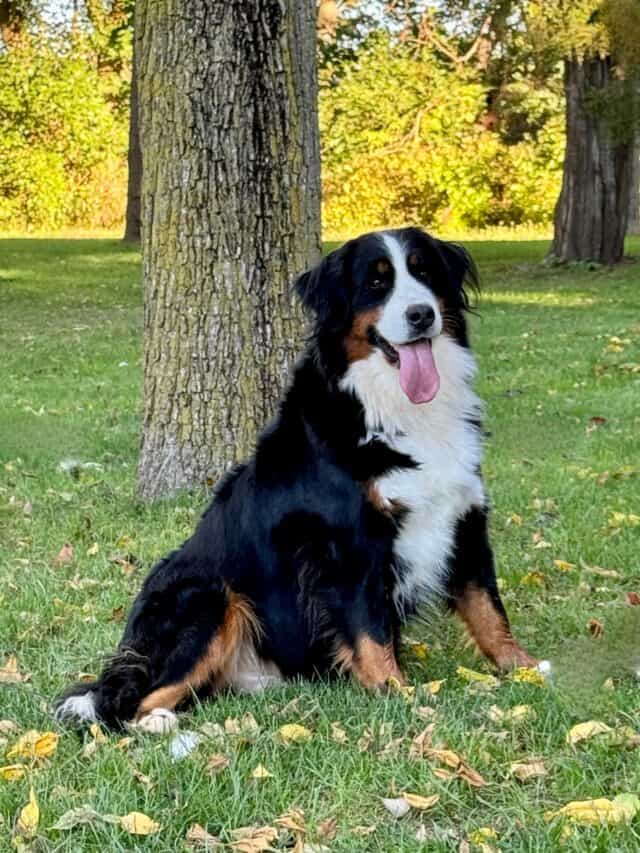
321,36 -> 564,234
0,35 -> 127,230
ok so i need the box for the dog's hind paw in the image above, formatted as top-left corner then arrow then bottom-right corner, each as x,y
131,707 -> 178,735
54,691 -> 97,724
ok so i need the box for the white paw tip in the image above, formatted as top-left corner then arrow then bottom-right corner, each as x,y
55,691 -> 97,723
132,708 -> 178,735
536,660 -> 552,677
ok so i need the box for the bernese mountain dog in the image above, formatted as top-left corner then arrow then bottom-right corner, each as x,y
55,227 -> 542,730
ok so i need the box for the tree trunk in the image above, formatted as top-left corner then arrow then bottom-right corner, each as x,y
123,31 -> 141,243
136,0 -> 321,500
552,56 -> 632,265
628,132 -> 640,236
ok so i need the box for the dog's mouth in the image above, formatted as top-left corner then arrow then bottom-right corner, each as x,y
368,328 -> 440,405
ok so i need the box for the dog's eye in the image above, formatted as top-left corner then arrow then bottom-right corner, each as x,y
370,278 -> 387,289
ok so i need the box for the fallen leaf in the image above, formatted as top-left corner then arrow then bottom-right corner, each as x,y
185,823 -> 222,847
108,605 -> 125,623
225,713 -> 260,742
0,764 -> 26,781
51,806 -> 120,830
87,542 -> 99,556
409,724 -> 435,758
510,758 -> 547,781
8,731 -> 59,760
17,786 -> 39,837
0,656 -> 28,684
207,753 -> 230,775
520,571 -> 547,586
317,817 -> 337,841
275,808 -> 305,833
278,723 -> 312,744
382,797 -> 411,819
422,679 -> 445,695
457,762 -> 487,788
387,676 -> 415,700
407,641 -> 429,660
357,727 -> 373,752
545,794 -> 640,825
352,824 -> 377,836
23,500 -> 32,516
228,824 -> 278,852
468,827 -> 498,844
119,811 -> 161,835
580,562 -> 620,579
456,667 -> 499,689
402,792 -> 440,811
53,543 -> 74,565
626,592 -> 640,606
0,720 -> 18,735
330,722 -> 347,744
553,560 -> 575,572
89,723 -> 107,743
415,705 -> 437,721
488,704 -> 536,725
425,748 -> 461,768
250,764 -> 272,780
587,618 -> 604,639
566,720 -> 612,745
509,667 -> 546,686
133,769 -> 152,786
433,768 -> 455,780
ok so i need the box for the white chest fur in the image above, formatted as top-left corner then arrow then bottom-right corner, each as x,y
341,335 -> 486,610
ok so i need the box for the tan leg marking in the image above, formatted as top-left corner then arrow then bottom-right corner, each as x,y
453,584 -> 537,670
334,635 -> 404,689
135,591 -> 261,719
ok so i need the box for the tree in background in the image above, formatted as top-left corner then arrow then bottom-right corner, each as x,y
136,0 -> 321,499
528,0 -> 640,264
0,0 -> 33,47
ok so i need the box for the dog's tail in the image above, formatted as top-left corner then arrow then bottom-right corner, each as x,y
54,648 -> 151,730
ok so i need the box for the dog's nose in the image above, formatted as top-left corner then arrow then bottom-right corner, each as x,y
406,303 -> 435,334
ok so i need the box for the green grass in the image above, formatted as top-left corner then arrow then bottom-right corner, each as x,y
1,236 -> 639,851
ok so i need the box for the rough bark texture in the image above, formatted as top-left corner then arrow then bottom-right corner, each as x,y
628,132 -> 640,236
136,0 -> 321,500
123,32 -> 142,243
552,56 -> 632,265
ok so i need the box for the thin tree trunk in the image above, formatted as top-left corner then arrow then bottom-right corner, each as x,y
552,55 -> 632,265
123,31 -> 141,243
628,132 -> 640,236
136,0 -> 321,500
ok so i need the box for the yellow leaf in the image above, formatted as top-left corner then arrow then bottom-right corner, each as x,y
407,641 -> 429,660
520,571 -> 546,587
89,723 -> 107,743
509,759 -> 547,781
456,667 -> 499,688
402,792 -> 439,810
87,542 -> 99,556
17,786 -> 39,837
506,513 -> 522,526
278,724 -> 312,744
468,827 -> 498,844
509,667 -> 546,686
0,764 -> 26,781
553,559 -> 575,572
250,764 -> 273,780
566,720 -> 612,746
545,794 -> 640,825
425,748 -> 461,768
8,731 -> 59,760
488,704 -> 536,725
423,679 -> 445,695
119,811 -> 161,835
386,676 -> 415,699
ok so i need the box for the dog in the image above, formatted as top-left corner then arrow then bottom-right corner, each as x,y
55,227 -> 540,730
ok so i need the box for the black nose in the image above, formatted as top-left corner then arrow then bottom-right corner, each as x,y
406,303 -> 435,333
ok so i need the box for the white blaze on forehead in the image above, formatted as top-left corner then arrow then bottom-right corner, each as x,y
376,233 -> 442,346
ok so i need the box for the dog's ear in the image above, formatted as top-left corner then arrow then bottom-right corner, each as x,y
294,243 -> 350,331
437,240 -> 479,309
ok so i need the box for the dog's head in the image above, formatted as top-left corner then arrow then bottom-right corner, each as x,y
295,227 -> 477,403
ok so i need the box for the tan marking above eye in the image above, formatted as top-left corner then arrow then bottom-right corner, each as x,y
407,252 -> 419,267
375,259 -> 391,275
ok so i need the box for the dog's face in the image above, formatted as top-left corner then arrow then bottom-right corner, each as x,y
295,228 -> 476,403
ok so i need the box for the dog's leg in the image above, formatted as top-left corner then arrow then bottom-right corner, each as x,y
446,506 -> 538,670
339,634 -> 405,689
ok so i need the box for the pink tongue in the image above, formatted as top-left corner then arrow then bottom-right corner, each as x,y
397,340 -> 440,404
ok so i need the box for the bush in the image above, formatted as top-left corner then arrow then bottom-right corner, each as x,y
0,37 -> 127,231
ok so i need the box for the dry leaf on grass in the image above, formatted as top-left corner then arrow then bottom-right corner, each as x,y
133,769 -> 152,786
0,764 -> 27,781
330,722 -> 347,744
566,720 -> 612,746
353,824 -> 376,836
207,753 -> 231,775
545,794 -> 640,825
226,713 -> 260,742
8,731 -> 59,761
185,823 -> 222,847
250,764 -> 273,780
425,748 -> 487,787
0,655 -> 29,684
488,704 -> 536,725
53,542 -> 74,566
587,618 -> 604,639
275,809 -> 305,833
357,727 -> 374,752
402,793 -> 440,811
509,667 -> 546,686
423,679 -> 445,695
625,591 -> 640,606
229,824 -> 278,852
509,758 -> 547,781
278,724 -> 312,744
16,786 -> 39,838
456,667 -> 499,690
0,720 -> 18,735
468,827 -> 498,844
409,724 -> 435,758
51,806 -> 120,830
317,817 -> 337,841
553,560 -> 575,572
119,811 -> 161,835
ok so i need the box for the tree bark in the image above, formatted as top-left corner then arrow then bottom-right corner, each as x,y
136,0 -> 321,500
123,31 -> 141,243
628,131 -> 640,236
552,56 -> 633,265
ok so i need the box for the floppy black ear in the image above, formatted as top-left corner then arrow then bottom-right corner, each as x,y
437,240 -> 479,310
294,243 -> 350,331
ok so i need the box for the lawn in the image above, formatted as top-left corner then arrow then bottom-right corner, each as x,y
1,236 -> 639,851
